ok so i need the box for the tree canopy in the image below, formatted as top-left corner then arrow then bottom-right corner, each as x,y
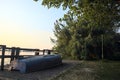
38,0 -> 120,59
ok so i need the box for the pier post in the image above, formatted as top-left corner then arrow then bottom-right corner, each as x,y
15,47 -> 20,59
43,49 -> 45,55
1,45 -> 6,71
35,51 -> 39,55
48,50 -> 51,55
10,47 -> 15,62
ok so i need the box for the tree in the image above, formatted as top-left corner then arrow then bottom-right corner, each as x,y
38,0 -> 120,59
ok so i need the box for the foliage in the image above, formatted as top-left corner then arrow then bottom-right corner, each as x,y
40,0 -> 120,59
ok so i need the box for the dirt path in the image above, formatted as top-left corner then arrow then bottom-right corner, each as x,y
0,60 -> 81,80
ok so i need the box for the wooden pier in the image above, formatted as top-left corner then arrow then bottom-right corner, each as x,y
0,45 -> 53,71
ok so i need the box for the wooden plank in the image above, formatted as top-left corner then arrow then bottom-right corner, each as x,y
6,47 -> 12,49
19,48 -> 40,51
5,47 -> 40,51
3,46 -> 52,53
0,55 -> 35,58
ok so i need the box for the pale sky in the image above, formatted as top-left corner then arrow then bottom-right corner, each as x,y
0,0 -> 66,49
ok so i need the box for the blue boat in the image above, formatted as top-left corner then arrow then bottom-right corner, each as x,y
10,54 -> 62,73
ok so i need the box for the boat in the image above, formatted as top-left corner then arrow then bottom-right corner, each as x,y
9,54 -> 62,73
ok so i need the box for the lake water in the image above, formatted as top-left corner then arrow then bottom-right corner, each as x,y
0,51 -> 46,65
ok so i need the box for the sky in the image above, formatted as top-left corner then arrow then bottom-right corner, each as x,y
0,0 -> 67,49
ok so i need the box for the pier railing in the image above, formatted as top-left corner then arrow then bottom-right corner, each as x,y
0,45 -> 53,71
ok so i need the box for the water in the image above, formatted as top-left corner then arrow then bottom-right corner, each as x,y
0,51 -> 45,65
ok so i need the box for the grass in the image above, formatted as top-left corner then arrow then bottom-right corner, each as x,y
97,60 -> 120,80
50,60 -> 120,80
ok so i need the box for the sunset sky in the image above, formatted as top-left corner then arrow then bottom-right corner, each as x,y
0,0 -> 66,49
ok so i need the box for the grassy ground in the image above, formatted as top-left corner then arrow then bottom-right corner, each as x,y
50,60 -> 120,80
